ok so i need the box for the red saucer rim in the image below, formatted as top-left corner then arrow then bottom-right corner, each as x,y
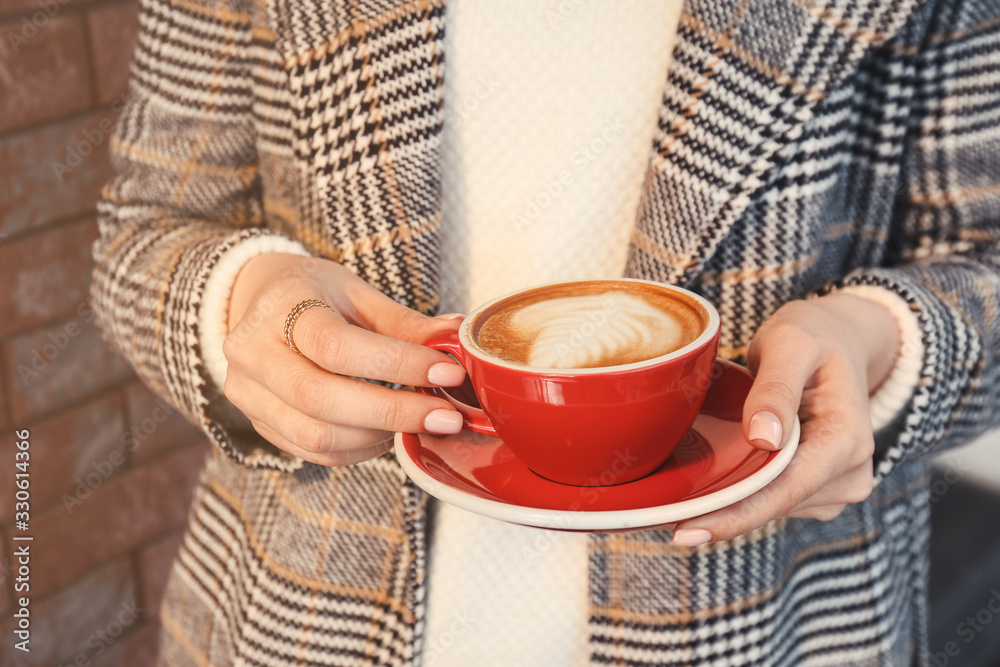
395,360 -> 800,531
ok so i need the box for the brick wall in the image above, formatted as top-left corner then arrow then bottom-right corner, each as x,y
0,1 -> 210,664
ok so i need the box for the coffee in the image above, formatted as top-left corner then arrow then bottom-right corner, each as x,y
471,281 -> 706,369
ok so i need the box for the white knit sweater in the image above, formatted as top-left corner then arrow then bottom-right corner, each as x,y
425,2 -> 681,665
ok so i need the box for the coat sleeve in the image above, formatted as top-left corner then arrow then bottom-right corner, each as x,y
90,0 -> 310,471
830,5 -> 1000,483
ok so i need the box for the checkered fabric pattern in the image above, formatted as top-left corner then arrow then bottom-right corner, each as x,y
90,0 -> 1000,664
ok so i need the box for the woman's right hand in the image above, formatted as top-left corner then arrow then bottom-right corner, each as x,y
222,253 -> 467,466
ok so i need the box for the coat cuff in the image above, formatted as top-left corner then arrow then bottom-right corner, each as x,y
835,284 -> 924,432
826,263 -> 993,485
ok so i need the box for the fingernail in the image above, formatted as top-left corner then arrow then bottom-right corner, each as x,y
436,313 -> 465,321
424,409 -> 463,435
749,411 -> 783,450
672,528 -> 713,547
427,362 -> 466,387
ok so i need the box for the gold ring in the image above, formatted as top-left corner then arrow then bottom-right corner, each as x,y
283,299 -> 331,355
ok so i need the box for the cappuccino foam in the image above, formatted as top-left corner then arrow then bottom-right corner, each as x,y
472,283 -> 705,369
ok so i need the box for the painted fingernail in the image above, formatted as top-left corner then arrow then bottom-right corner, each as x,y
436,313 -> 465,321
424,409 -> 463,435
749,411 -> 783,450
672,528 -> 713,547
427,362 -> 466,387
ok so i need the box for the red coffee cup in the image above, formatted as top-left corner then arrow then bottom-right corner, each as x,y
418,279 -> 721,486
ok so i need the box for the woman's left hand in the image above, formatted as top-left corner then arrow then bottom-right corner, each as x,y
670,293 -> 901,547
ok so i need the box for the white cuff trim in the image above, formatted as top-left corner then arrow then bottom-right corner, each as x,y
199,235 -> 311,391
838,284 -> 924,432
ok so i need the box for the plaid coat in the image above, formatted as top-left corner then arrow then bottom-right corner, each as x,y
91,0 -> 1000,664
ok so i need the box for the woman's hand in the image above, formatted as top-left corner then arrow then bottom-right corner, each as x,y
222,253 -> 467,466
671,293 -> 901,547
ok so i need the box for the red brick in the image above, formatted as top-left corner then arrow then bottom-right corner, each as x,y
27,444 -> 206,597
0,13 -> 93,133
87,2 -> 140,104
0,217 -> 98,338
0,558 -> 141,667
0,0 -> 35,14
0,394 -> 124,524
127,383 -> 208,464
0,0 -> 36,14
92,621 -> 160,667
0,0 -> 41,14
3,314 -> 134,422
0,111 -> 116,237
0,0 -> 91,18
0,548 -> 10,617
0,370 -> 8,431
138,530 -> 184,619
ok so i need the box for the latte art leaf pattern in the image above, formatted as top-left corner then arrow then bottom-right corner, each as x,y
512,293 -> 685,368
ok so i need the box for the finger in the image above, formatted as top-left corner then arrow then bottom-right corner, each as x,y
232,376 -> 395,452
743,323 -> 822,451
250,419 -> 395,467
671,422 -> 839,545
787,504 -> 847,521
335,273 -> 464,346
229,367 -> 463,437
671,415 -> 872,545
288,304 -> 466,388
787,461 -> 874,513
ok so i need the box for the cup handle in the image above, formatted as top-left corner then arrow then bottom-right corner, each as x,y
417,330 -> 497,437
